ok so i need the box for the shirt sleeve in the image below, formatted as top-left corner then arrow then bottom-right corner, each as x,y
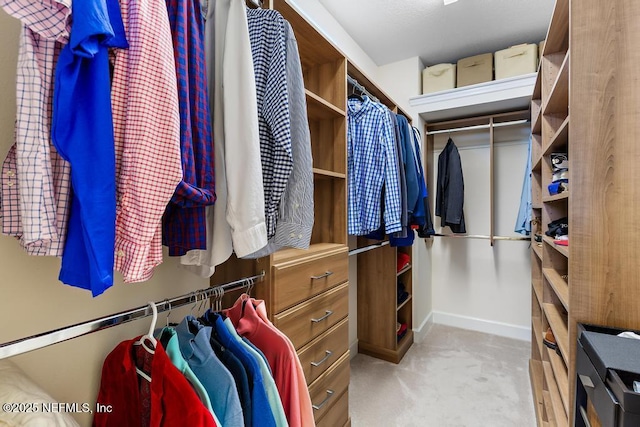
382,110 -> 402,234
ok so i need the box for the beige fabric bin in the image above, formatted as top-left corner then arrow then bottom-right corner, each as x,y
495,43 -> 539,80
456,53 -> 493,87
422,63 -> 456,94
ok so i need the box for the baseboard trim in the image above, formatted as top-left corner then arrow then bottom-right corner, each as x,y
349,339 -> 358,359
432,311 -> 531,341
413,311 -> 434,343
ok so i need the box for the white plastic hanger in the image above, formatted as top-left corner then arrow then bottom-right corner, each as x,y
133,302 -> 158,382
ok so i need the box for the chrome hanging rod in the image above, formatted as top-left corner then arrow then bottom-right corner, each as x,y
347,75 -> 380,103
348,240 -> 390,256
426,119 -> 530,136
0,271 -> 266,360
432,233 -> 530,241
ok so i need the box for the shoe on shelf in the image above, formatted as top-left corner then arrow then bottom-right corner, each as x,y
543,327 -> 557,350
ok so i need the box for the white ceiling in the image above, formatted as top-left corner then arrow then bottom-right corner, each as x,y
317,0 -> 555,66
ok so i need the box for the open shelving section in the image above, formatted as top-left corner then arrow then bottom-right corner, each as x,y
530,0 -> 569,425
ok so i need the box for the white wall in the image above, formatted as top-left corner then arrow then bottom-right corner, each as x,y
0,11 -> 209,426
430,127 -> 532,340
376,56 -> 434,342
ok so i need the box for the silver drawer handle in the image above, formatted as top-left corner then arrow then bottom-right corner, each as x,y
311,310 -> 333,323
311,350 -> 333,367
311,271 -> 333,280
312,389 -> 334,410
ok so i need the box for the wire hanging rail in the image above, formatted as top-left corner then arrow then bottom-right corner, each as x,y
347,75 -> 380,103
348,240 -> 390,256
426,119 -> 530,135
431,233 -> 530,241
0,271 -> 266,360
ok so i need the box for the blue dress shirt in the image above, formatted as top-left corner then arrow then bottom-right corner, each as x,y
515,136 -> 532,235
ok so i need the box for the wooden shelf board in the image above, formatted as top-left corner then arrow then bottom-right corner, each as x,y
546,347 -> 570,416
543,268 -> 569,311
273,243 -> 347,264
543,361 -> 569,426
533,279 -> 543,308
532,315 -> 544,357
532,202 -> 543,210
543,236 -> 569,258
543,193 -> 569,203
397,295 -> 412,312
543,51 -> 569,116
532,102 -> 542,134
543,303 -> 569,366
313,168 -> 346,179
543,116 -> 569,155
533,68 -> 542,99
306,89 -> 346,120
542,391 -> 555,425
397,264 -> 412,277
533,155 -> 542,172
532,242 -> 543,261
529,359 -> 545,424
542,0 -> 569,56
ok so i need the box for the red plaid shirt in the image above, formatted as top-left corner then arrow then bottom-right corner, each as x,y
112,0 -> 183,283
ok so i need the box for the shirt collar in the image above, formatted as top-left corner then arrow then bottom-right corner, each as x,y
176,315 -> 209,360
348,95 -> 371,122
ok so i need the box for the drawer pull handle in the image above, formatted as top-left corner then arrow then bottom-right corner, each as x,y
311,310 -> 333,323
311,271 -> 333,280
312,389 -> 335,410
579,374 -> 595,389
311,350 -> 333,367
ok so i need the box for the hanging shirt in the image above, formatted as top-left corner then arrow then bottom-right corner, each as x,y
246,8 -> 293,240
396,115 -> 420,217
175,316 -> 244,427
111,0 -> 183,283
347,97 -> 402,235
94,338 -> 216,427
222,317 -> 288,427
224,298 -> 308,427
207,312 -> 278,427
0,0 -> 72,257
436,138 -> 466,233
51,0 -> 128,296
515,136 -> 532,235
153,327 -> 220,425
162,0 -> 216,256
180,0 -> 267,276
245,20 -> 313,258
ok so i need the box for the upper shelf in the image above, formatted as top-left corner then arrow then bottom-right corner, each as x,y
409,73 -> 537,122
542,0 -> 569,56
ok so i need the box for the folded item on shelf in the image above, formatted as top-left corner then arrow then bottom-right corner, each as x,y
397,323 -> 408,341
548,181 -> 569,196
551,152 -> 568,171
554,238 -> 568,246
546,217 -> 568,237
397,281 -> 409,305
397,252 -> 410,272
552,169 -> 569,183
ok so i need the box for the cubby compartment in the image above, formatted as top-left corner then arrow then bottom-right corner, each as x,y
309,118 -> 346,175
311,177 -> 347,245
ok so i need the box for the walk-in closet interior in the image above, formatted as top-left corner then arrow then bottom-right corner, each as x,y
1,0 -> 639,426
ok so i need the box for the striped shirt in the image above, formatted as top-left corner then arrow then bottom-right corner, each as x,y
112,0 -> 183,282
246,8 -> 293,240
0,0 -> 72,256
347,97 -> 402,235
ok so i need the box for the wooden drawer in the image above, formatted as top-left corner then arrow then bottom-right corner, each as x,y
274,281 -> 349,350
316,388 -> 349,427
298,318 -> 349,385
309,351 -> 350,424
272,249 -> 348,313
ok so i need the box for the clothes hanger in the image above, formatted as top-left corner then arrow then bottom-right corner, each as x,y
348,81 -> 364,101
133,302 -> 158,383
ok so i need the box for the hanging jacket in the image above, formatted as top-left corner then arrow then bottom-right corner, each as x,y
436,138 -> 466,233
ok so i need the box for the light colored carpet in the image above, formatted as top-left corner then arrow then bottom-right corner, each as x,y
349,324 -> 536,427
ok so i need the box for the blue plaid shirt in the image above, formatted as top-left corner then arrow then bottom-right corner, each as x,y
347,97 -> 402,235
247,9 -> 293,240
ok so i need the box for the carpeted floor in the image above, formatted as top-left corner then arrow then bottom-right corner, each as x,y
349,324 -> 535,427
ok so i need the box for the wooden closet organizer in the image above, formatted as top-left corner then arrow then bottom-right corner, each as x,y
345,63 -> 417,365
529,0 -> 640,425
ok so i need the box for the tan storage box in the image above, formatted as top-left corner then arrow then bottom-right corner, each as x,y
422,63 -> 456,94
495,43 -> 539,80
456,53 -> 493,87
